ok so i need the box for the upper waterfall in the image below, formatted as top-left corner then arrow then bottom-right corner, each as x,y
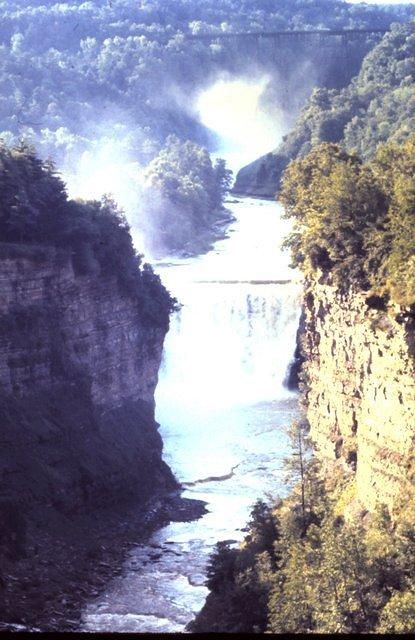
153,197 -> 301,465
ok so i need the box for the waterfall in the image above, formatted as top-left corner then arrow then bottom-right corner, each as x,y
155,197 -> 301,414
158,280 -> 300,413
81,197 -> 302,634
153,197 -> 301,481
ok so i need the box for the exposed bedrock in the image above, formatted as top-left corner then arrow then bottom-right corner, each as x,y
0,245 -> 177,546
301,278 -> 415,515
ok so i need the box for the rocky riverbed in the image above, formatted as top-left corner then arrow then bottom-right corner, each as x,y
0,493 -> 206,632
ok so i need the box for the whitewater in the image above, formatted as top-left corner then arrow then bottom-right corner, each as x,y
80,197 -> 301,632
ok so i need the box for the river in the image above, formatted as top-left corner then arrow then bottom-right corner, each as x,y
80,197 -> 301,633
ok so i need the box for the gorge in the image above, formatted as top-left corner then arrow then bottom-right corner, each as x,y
0,1 -> 414,635
79,197 -> 301,632
0,189 -> 303,633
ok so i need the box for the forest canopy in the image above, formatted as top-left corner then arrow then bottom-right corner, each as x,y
0,0 -> 413,168
280,134 -> 415,308
238,21 -> 415,194
281,21 -> 415,162
1,0 -> 413,258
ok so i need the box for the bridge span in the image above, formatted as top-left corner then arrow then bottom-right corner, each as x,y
185,28 -> 388,44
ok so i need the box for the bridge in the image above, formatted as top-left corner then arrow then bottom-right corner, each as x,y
181,27 -> 389,84
185,28 -> 388,45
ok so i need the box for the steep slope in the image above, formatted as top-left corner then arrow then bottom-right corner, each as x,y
0,243 -> 177,523
279,134 -> 415,516
303,280 -> 415,516
0,145 -> 178,576
234,21 -> 415,196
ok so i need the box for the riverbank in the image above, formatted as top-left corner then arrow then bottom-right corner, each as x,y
164,208 -> 235,260
0,492 -> 206,632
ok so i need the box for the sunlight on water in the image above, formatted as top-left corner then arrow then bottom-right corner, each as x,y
196,78 -> 285,172
159,282 -> 298,413
155,198 -> 301,478
155,200 -> 300,399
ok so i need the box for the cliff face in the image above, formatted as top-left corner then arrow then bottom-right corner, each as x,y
0,244 -> 176,527
302,279 -> 415,515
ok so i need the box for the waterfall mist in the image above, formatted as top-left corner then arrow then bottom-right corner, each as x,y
59,74 -> 291,258
195,75 -> 289,173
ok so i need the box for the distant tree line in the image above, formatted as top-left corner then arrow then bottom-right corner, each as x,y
244,22 -> 415,193
0,1 -> 413,167
0,0 -> 412,260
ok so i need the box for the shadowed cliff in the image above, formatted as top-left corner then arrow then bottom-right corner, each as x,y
0,147 -> 180,629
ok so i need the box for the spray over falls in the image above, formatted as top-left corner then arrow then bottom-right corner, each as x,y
60,76 -> 288,259
195,76 -> 287,173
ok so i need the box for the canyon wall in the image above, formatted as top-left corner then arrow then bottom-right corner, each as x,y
302,278 -> 415,515
0,243 -> 176,532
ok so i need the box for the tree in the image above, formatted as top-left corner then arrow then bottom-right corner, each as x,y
247,499 -> 280,564
280,134 -> 415,307
213,158 -> 233,208
377,587 -> 415,633
268,540 -> 313,633
310,518 -> 380,633
371,135 -> 415,306
283,419 -> 314,534
143,136 -> 232,254
0,142 -> 67,242
206,541 -> 238,593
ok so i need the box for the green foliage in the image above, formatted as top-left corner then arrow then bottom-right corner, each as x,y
370,136 -> 415,306
247,499 -> 281,564
144,136 -> 232,254
280,134 -> 415,307
283,419 -> 315,534
206,541 -> 239,594
377,588 -> 415,633
0,142 -> 67,241
1,0 -> 413,172
298,22 -> 415,162
244,22 -> 415,194
190,500 -> 280,633
193,441 -> 415,634
0,143 -> 175,328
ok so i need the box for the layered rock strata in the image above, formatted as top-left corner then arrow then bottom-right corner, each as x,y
302,278 -> 415,514
0,243 -> 176,542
